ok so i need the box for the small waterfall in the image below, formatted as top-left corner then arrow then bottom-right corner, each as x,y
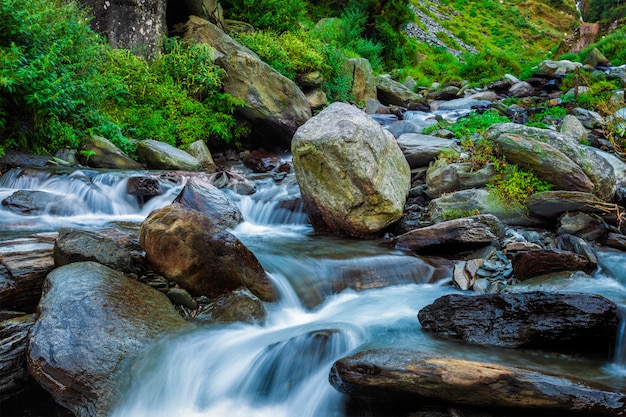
0,168 -> 182,233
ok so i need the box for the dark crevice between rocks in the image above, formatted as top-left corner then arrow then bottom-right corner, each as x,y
166,0 -> 194,35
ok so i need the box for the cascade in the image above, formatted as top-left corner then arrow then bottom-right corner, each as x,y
2,167 -> 626,415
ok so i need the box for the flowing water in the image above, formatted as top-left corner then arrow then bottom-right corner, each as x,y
2,166 -> 626,415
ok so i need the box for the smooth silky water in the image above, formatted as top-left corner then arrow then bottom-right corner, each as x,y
2,166 -> 626,416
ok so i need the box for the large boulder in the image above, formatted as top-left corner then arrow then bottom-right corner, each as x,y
394,214 -> 505,253
396,133 -> 459,169
486,123 -> 616,201
136,139 -> 201,171
0,234 -> 55,312
291,103 -> 410,237
173,176 -> 243,229
183,16 -> 311,146
185,140 -> 216,172
538,59 -> 583,77
27,261 -> 190,417
80,136 -> 143,170
78,0 -> 166,59
491,133 -> 595,193
330,349 -> 626,415
140,204 -> 277,301
418,292 -> 619,351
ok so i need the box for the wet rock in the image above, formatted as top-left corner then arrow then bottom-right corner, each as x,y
437,97 -> 491,111
2,190 -> 85,216
183,16 -> 311,146
385,120 -> 422,139
292,103 -> 410,237
136,139 -> 201,171
140,204 -> 277,301
163,287 -> 197,310
396,133 -> 459,169
554,234 -> 598,268
0,234 -> 55,312
418,292 -> 619,351
195,288 -> 265,325
394,214 -> 505,254
0,314 -> 36,401
126,176 -> 163,206
511,249 -> 591,280
207,170 -> 257,195
602,232 -> 626,251
54,227 -> 133,273
242,150 -> 286,173
186,140 -> 216,172
173,176 -> 243,229
526,191 -> 606,219
330,349 -> 626,415
80,135 -> 143,170
0,151 -> 50,174
27,262 -> 190,417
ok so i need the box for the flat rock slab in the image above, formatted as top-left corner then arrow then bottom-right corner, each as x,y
526,191 -> 606,219
330,349 -> 626,415
511,249 -> 591,280
394,214 -> 505,253
417,292 -> 619,352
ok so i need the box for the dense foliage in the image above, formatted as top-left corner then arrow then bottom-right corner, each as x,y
583,0 -> 626,22
0,0 -> 241,156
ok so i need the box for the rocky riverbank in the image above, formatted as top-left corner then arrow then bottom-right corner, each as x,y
2,43 -> 626,416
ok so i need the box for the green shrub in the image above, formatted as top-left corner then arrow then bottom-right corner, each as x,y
0,0 -> 111,155
459,49 -> 523,82
103,40 -> 244,148
488,163 -> 553,208
221,0 -> 310,32
424,110 -> 510,139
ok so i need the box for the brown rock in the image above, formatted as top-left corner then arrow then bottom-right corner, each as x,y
330,349 -> 626,415
140,204 -> 277,301
394,214 -> 505,254
511,249 -> 590,280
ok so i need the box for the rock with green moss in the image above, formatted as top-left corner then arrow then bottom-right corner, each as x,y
346,58 -> 377,104
136,139 -> 201,171
81,136 -> 143,170
292,102 -> 410,237
428,188 -> 543,227
485,123 -> 615,201
183,16 -> 311,146
486,131 -> 595,194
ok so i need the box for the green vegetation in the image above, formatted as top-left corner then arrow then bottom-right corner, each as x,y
424,110 -> 510,138
488,163 -> 553,208
441,208 -> 481,220
0,0 -> 242,157
525,106 -> 568,129
557,27 -> 626,65
583,0 -> 626,23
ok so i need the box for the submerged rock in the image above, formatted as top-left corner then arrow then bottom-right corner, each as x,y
418,292 -> 618,352
292,102 -> 410,237
330,349 -> 626,415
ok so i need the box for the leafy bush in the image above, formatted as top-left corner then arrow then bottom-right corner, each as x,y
221,0 -> 310,32
424,110 -> 510,138
525,106 -> 567,128
102,40 -> 244,148
459,49 -> 523,83
488,163 -> 553,208
0,0 -> 110,155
